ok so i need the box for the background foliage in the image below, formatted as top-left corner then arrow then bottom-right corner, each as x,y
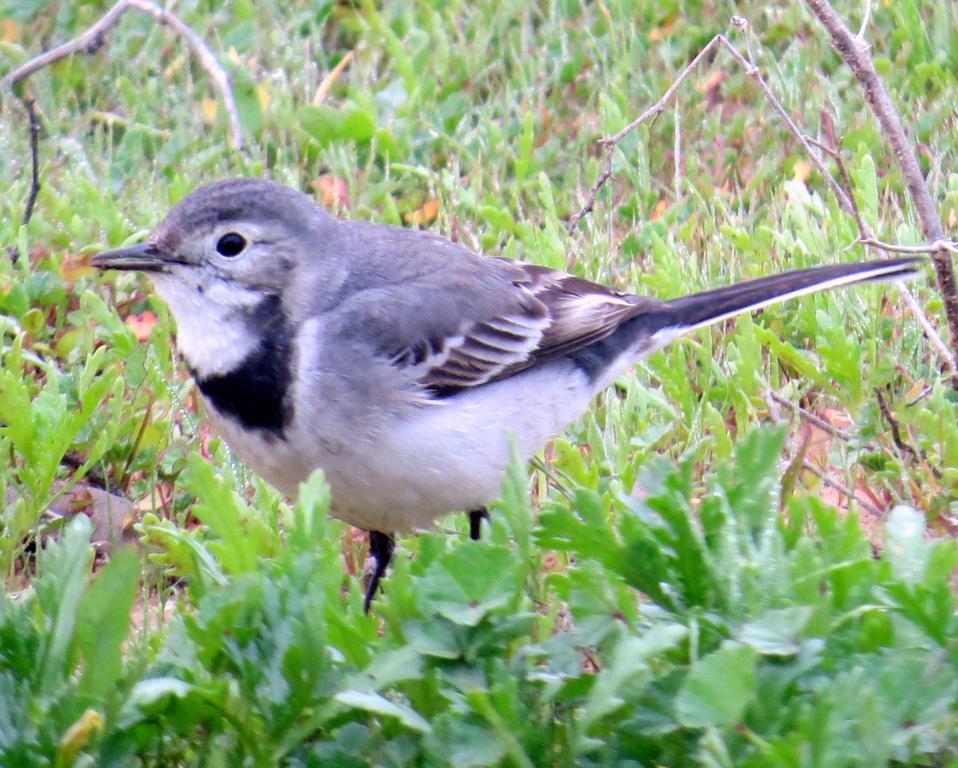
1,0 -> 957,765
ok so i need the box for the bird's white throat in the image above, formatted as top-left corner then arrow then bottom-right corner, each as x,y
150,274 -> 262,378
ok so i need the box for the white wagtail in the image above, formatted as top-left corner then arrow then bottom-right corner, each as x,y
92,178 -> 921,610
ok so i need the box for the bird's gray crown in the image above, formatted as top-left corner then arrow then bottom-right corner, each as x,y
153,178 -> 333,253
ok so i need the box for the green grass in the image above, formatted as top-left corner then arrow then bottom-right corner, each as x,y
1,0 -> 958,765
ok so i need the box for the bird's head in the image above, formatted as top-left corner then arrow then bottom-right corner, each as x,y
92,178 -> 343,376
92,178 -> 337,317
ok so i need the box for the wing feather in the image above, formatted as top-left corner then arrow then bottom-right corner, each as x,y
392,261 -> 649,396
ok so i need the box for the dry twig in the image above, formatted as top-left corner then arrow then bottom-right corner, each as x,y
874,388 -> 916,459
21,98 -> 41,227
874,387 -> 943,480
568,14 -> 956,378
804,0 -> 958,384
801,460 -> 883,517
766,390 -> 853,443
2,0 -> 244,150
766,390 -> 884,517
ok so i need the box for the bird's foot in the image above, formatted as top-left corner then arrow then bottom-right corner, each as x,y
362,530 -> 395,614
468,507 -> 489,541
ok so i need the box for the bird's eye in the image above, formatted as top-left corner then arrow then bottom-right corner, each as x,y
215,232 -> 247,257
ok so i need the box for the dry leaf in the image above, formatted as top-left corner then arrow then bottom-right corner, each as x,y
702,70 -> 727,93
313,50 -> 354,106
201,98 -> 218,123
650,198 -> 669,221
404,198 -> 440,227
310,175 -> 350,208
820,407 -> 852,430
2,19 -> 19,43
256,83 -> 271,110
60,252 -> 97,282
648,15 -> 678,42
125,311 -> 158,341
793,159 -> 813,184
68,487 -> 94,515
904,378 -> 927,402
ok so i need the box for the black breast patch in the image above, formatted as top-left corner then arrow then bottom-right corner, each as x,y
193,294 -> 294,437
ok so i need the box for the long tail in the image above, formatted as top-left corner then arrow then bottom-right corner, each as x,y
572,256 -> 921,390
659,256 -> 921,333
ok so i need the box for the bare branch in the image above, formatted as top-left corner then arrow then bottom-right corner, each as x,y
766,390 -> 853,443
566,33 -> 727,232
766,390 -> 884,516
850,238 -> 958,256
874,388 -> 916,459
804,0 -> 958,384
2,0 -> 244,150
875,387 -> 943,480
568,22 -> 864,231
23,97 -> 41,227
897,287 -> 957,372
569,13 -> 956,377
818,111 -> 956,372
801,459 -> 883,517
857,0 -> 873,39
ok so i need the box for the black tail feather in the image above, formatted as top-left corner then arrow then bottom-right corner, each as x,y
661,257 -> 920,331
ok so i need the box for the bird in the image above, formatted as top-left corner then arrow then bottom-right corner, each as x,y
91,177 -> 921,611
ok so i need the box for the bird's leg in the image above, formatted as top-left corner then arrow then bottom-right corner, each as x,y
363,530 -> 395,614
468,507 -> 489,541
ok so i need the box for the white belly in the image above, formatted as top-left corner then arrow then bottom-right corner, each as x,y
206,359 -> 593,532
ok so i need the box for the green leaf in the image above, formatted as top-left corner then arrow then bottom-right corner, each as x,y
298,104 -> 376,146
491,445 -> 531,563
676,643 -> 758,728
228,64 -> 264,135
738,606 -> 813,656
75,548 -> 139,699
417,544 -> 519,625
579,625 -> 687,736
514,110 -> 534,181
334,690 -> 430,733
884,505 -> 929,585
425,714 -> 506,767
285,469 -> 333,554
181,453 -> 260,574
34,516 -> 94,693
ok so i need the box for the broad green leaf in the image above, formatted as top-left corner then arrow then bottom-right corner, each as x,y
676,643 -> 758,728
425,714 -> 506,767
884,505 -> 928,585
34,516 -> 94,693
335,690 -> 430,733
417,544 -> 519,625
739,606 -> 813,656
75,548 -> 139,699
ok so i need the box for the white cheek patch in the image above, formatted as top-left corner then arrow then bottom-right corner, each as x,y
151,273 -> 259,377
205,280 -> 262,309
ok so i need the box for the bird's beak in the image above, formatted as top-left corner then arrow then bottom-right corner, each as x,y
91,241 -> 169,272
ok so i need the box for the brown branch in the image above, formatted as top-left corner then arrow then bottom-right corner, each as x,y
2,0 -> 243,150
767,391 -> 884,517
568,18 -> 868,232
22,98 -> 41,226
874,387 -> 943,480
851,237 -> 958,256
804,0 -> 958,386
818,115 -> 956,372
766,390 -> 853,443
569,14 -> 956,377
800,459 -> 883,518
874,387 -> 916,459
566,32 -> 727,232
